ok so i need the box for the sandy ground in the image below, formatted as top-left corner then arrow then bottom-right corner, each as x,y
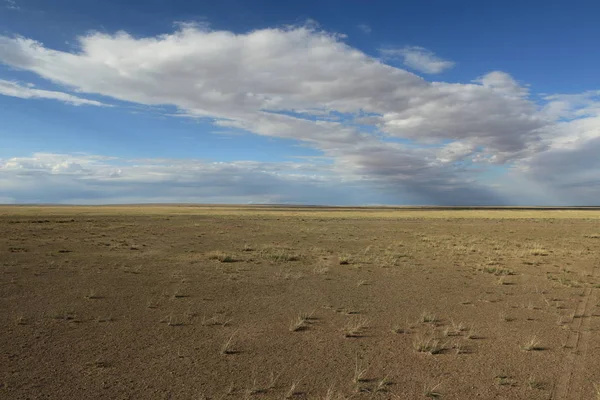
1,206 -> 600,399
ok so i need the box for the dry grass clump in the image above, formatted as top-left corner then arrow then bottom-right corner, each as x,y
313,264 -> 330,275
392,326 -> 406,334
443,320 -> 466,336
556,314 -> 570,326
207,250 -> 237,263
423,381 -> 442,398
480,266 -> 515,276
343,316 -> 369,338
413,334 -> 445,354
500,312 -> 515,322
201,314 -> 232,327
284,381 -> 300,399
289,311 -> 316,332
353,357 -> 368,384
374,376 -> 391,393
465,325 -> 478,339
377,252 -> 408,267
527,376 -> 545,390
289,315 -> 307,332
299,310 -> 316,321
246,378 -> 267,396
522,336 -> 543,351
259,247 -> 301,262
392,320 -> 413,334
496,375 -> 517,387
419,311 -> 437,324
163,315 -> 185,326
557,274 -> 580,287
221,331 -> 238,355
451,340 -> 467,354
267,370 -> 282,390
528,244 -> 549,256
339,254 -> 352,265
496,276 -> 512,285
484,257 -> 501,266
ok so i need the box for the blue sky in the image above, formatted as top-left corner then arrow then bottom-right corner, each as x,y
1,0 -> 599,205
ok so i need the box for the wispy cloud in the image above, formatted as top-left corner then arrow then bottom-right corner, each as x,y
0,80 -> 108,106
380,45 -> 455,74
357,24 -> 371,34
4,0 -> 19,10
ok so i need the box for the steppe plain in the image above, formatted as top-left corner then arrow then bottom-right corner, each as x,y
2,206 -> 600,399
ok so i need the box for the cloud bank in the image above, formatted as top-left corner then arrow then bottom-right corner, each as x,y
0,24 -> 599,205
0,153 -> 392,205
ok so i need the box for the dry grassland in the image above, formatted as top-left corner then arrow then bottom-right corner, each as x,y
1,206 -> 600,399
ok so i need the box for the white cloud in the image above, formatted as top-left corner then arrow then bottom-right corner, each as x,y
0,79 -> 108,106
357,24 -> 371,34
0,27 -> 545,157
0,24 -> 598,204
473,71 -> 529,97
380,45 -> 455,74
4,0 -> 18,10
506,100 -> 600,205
542,90 -> 600,120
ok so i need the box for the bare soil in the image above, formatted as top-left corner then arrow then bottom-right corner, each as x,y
1,206 -> 600,399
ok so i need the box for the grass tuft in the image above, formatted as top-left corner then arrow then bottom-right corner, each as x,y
289,315 -> 307,332
443,320 -> 465,336
313,265 -> 330,275
343,316 -> 369,338
413,334 -> 445,355
423,382 -> 442,398
208,250 -> 237,263
284,381 -> 300,399
221,330 -> 238,355
268,370 -> 282,390
374,376 -> 391,393
480,267 -> 515,276
529,245 -> 549,256
465,325 -> 478,339
259,248 -> 301,262
522,335 -> 543,351
392,321 -> 411,334
353,356 -> 368,384
419,311 -> 437,324
339,255 -> 351,265
527,376 -> 545,390
166,315 -> 184,327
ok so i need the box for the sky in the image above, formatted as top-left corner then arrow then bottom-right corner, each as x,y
0,0 -> 599,205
